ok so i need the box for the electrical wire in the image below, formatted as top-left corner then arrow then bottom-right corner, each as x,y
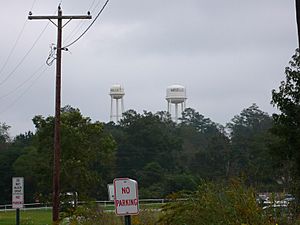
0,21 -> 27,79
0,22 -> 50,86
63,0 -> 110,49
89,0 -> 98,10
30,0 -> 38,11
90,0 -> 107,15
64,21 -> 87,45
46,43 -> 57,66
63,0 -> 103,45
0,66 -> 49,115
0,0 -> 38,79
0,64 -> 46,100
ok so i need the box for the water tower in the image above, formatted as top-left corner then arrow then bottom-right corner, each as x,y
166,85 -> 187,122
109,84 -> 125,122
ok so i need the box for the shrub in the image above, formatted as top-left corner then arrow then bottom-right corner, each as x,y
158,180 -> 273,225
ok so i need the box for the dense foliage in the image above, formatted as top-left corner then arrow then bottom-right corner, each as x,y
2,56 -> 300,220
271,49 -> 300,189
0,106 -> 116,203
0,103 -> 279,204
158,180 -> 273,225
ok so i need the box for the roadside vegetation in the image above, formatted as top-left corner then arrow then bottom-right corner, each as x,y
1,49 -> 300,223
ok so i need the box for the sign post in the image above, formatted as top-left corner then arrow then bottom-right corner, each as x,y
113,178 -> 139,225
107,183 -> 115,201
125,215 -> 131,225
12,177 -> 24,225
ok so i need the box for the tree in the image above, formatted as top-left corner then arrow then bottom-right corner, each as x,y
0,122 -> 10,150
180,108 -> 221,134
107,110 -> 184,197
271,49 -> 300,188
178,108 -> 230,180
13,106 -> 116,201
116,110 -> 181,176
227,104 -> 276,188
0,130 -> 33,203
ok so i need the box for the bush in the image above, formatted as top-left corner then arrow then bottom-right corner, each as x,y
62,203 -> 122,225
158,180 -> 273,225
61,203 -> 161,225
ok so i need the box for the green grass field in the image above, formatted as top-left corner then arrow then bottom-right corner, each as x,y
0,209 -> 52,225
0,203 -> 163,225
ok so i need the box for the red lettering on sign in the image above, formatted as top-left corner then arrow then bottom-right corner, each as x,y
121,187 -> 130,194
115,199 -> 138,207
13,201 -> 23,204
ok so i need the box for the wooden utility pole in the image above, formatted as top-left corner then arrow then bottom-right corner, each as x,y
296,0 -> 300,47
28,6 -> 91,224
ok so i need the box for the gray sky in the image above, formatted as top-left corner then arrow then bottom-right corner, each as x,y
0,0 -> 297,136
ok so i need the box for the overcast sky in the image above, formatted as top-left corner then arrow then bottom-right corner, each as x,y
0,0 -> 297,136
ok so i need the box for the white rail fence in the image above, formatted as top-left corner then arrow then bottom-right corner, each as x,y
0,199 -> 172,212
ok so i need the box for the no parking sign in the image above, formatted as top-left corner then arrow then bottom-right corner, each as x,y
113,178 -> 139,216
12,177 -> 24,209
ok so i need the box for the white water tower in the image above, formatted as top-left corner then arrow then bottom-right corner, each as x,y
110,84 -> 125,122
166,85 -> 187,122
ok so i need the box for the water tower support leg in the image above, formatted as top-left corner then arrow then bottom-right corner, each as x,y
116,99 -> 119,122
110,97 -> 113,121
175,103 -> 178,123
121,98 -> 124,116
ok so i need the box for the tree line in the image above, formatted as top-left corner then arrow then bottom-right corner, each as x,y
0,49 -> 300,205
0,103 -> 277,204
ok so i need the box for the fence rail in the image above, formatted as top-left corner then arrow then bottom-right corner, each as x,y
0,198 -> 175,212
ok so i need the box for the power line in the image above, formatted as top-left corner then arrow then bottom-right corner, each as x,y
0,66 -> 48,115
89,0 -> 98,11
0,64 -> 46,100
63,20 -> 87,45
63,0 -> 104,45
0,0 -> 38,79
63,0 -> 110,49
30,0 -> 38,11
0,22 -> 50,86
0,21 -> 27,79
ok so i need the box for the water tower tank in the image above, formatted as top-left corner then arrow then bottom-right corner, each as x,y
109,84 -> 125,122
166,85 -> 187,122
110,84 -> 125,99
166,85 -> 186,103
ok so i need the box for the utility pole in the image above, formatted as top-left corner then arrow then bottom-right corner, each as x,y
296,0 -> 300,47
28,6 -> 91,224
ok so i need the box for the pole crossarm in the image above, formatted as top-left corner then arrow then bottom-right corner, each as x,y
28,15 -> 92,20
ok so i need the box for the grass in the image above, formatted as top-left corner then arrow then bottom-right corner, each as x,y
0,203 -> 164,225
0,209 -> 52,225
98,202 -> 164,210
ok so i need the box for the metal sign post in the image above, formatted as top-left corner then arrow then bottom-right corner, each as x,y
125,215 -> 131,225
12,177 -> 24,225
16,209 -> 20,225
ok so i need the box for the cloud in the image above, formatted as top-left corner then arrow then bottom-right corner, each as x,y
0,0 -> 297,136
